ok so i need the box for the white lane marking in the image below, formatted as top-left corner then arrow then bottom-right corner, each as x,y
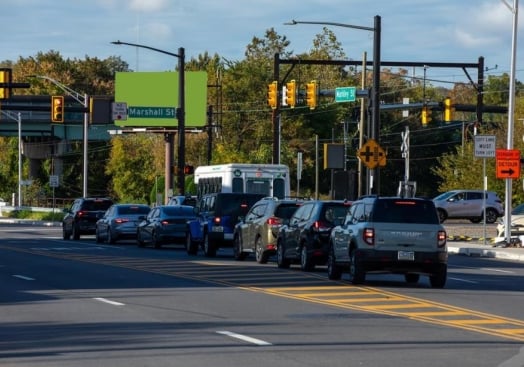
449,277 -> 478,284
480,267 -> 514,274
13,275 -> 35,281
216,330 -> 272,346
93,297 -> 125,306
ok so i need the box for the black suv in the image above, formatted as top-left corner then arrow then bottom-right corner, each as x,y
276,200 -> 351,271
328,196 -> 447,287
63,197 -> 114,240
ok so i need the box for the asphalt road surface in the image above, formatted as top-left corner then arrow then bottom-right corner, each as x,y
0,224 -> 523,367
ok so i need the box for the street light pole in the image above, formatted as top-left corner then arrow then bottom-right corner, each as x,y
29,75 -> 89,197
111,41 -> 186,199
285,16 -> 381,195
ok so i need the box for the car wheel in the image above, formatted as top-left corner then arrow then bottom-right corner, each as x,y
348,247 -> 365,284
203,232 -> 216,257
276,241 -> 290,269
437,209 -> 447,224
300,245 -> 315,271
429,265 -> 447,288
233,235 -> 247,261
72,223 -> 80,240
108,229 -> 116,244
62,225 -> 70,240
152,231 -> 162,249
485,208 -> 498,224
405,273 -> 420,284
137,230 -> 146,247
327,243 -> 342,280
255,237 -> 268,264
186,232 -> 198,255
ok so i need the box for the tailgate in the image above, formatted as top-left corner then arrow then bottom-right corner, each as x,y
373,223 -> 443,251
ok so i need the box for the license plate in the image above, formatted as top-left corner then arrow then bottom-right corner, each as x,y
398,250 -> 415,261
211,226 -> 224,232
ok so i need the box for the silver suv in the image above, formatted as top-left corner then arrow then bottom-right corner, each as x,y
328,196 -> 447,288
433,190 -> 503,223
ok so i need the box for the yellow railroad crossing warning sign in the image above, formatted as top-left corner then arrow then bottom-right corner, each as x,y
358,139 -> 386,169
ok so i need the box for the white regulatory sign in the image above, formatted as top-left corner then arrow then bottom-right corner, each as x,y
112,102 -> 128,121
49,175 -> 59,188
474,135 -> 496,158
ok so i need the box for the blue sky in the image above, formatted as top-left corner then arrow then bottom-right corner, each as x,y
2,0 -> 522,84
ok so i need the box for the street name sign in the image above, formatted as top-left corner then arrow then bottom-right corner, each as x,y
128,106 -> 176,119
335,87 -> 356,103
474,135 -> 496,158
496,149 -> 520,179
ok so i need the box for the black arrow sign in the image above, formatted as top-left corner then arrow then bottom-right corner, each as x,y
501,168 -> 515,176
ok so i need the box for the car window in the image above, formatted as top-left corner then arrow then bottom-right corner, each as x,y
466,192 -> 482,200
321,204 -> 349,225
118,205 -> 150,215
371,199 -> 439,224
163,206 -> 194,216
82,200 -> 113,211
274,203 -> 301,219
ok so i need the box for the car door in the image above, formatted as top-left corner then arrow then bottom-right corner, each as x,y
333,203 -> 360,261
237,203 -> 258,251
141,208 -> 158,242
243,202 -> 265,251
287,202 -> 314,257
98,205 -> 114,238
464,191 -> 483,216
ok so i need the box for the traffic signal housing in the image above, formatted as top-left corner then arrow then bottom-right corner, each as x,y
51,96 -> 64,123
267,81 -> 278,109
286,80 -> 296,108
183,165 -> 194,175
421,105 -> 431,126
443,97 -> 454,122
306,81 -> 317,110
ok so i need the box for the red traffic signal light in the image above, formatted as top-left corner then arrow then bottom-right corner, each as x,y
51,96 -> 64,123
184,165 -> 194,174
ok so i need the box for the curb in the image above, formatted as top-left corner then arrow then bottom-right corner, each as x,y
0,218 -> 61,227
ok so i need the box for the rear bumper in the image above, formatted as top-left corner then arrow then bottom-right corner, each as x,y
356,248 -> 447,274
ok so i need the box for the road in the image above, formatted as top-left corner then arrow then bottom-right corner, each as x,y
0,224 -> 523,367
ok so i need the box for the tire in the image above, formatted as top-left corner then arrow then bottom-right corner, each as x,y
276,241 -> 290,269
203,232 -> 216,257
72,223 -> 80,240
107,229 -> 116,244
485,208 -> 498,224
152,231 -> 162,249
405,273 -> 420,284
348,247 -> 365,284
63,225 -> 70,240
300,245 -> 315,271
430,265 -> 447,288
255,237 -> 269,264
186,233 -> 198,255
437,209 -> 447,224
137,230 -> 145,247
233,235 -> 247,261
327,243 -> 342,280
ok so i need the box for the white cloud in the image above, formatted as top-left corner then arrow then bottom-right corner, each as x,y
129,0 -> 171,12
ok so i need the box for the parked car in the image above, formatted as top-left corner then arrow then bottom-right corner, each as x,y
329,196 -> 447,287
95,204 -> 151,244
186,193 -> 266,257
136,205 -> 196,248
433,189 -> 503,223
167,195 -> 198,207
233,197 -> 304,263
496,203 -> 524,238
276,200 -> 351,271
63,197 -> 114,240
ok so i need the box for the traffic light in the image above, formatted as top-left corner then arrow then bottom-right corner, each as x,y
443,97 -> 454,122
421,105 -> 431,126
286,80 -> 296,108
51,96 -> 64,123
0,69 -> 10,100
306,81 -> 317,110
183,165 -> 194,175
267,81 -> 278,109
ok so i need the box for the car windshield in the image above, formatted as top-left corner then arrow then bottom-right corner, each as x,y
372,199 -> 439,224
82,200 -> 113,211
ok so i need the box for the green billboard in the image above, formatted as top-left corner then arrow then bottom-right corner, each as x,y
114,71 -> 207,127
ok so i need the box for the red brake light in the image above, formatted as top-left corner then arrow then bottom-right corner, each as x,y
438,230 -> 447,247
161,220 -> 169,225
77,210 -> 87,217
313,220 -> 331,232
213,217 -> 221,224
267,217 -> 281,226
114,218 -> 129,224
363,228 -> 374,246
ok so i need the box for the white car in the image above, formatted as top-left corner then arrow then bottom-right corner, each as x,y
496,203 -> 524,238
0,198 -> 6,207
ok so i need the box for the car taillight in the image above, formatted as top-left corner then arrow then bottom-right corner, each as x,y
213,217 -> 221,225
77,210 -> 87,217
267,217 -> 281,226
363,228 -> 374,246
313,220 -> 331,232
161,220 -> 170,226
114,218 -> 129,224
437,230 -> 447,247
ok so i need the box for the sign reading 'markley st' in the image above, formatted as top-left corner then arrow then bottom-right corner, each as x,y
128,106 -> 176,119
